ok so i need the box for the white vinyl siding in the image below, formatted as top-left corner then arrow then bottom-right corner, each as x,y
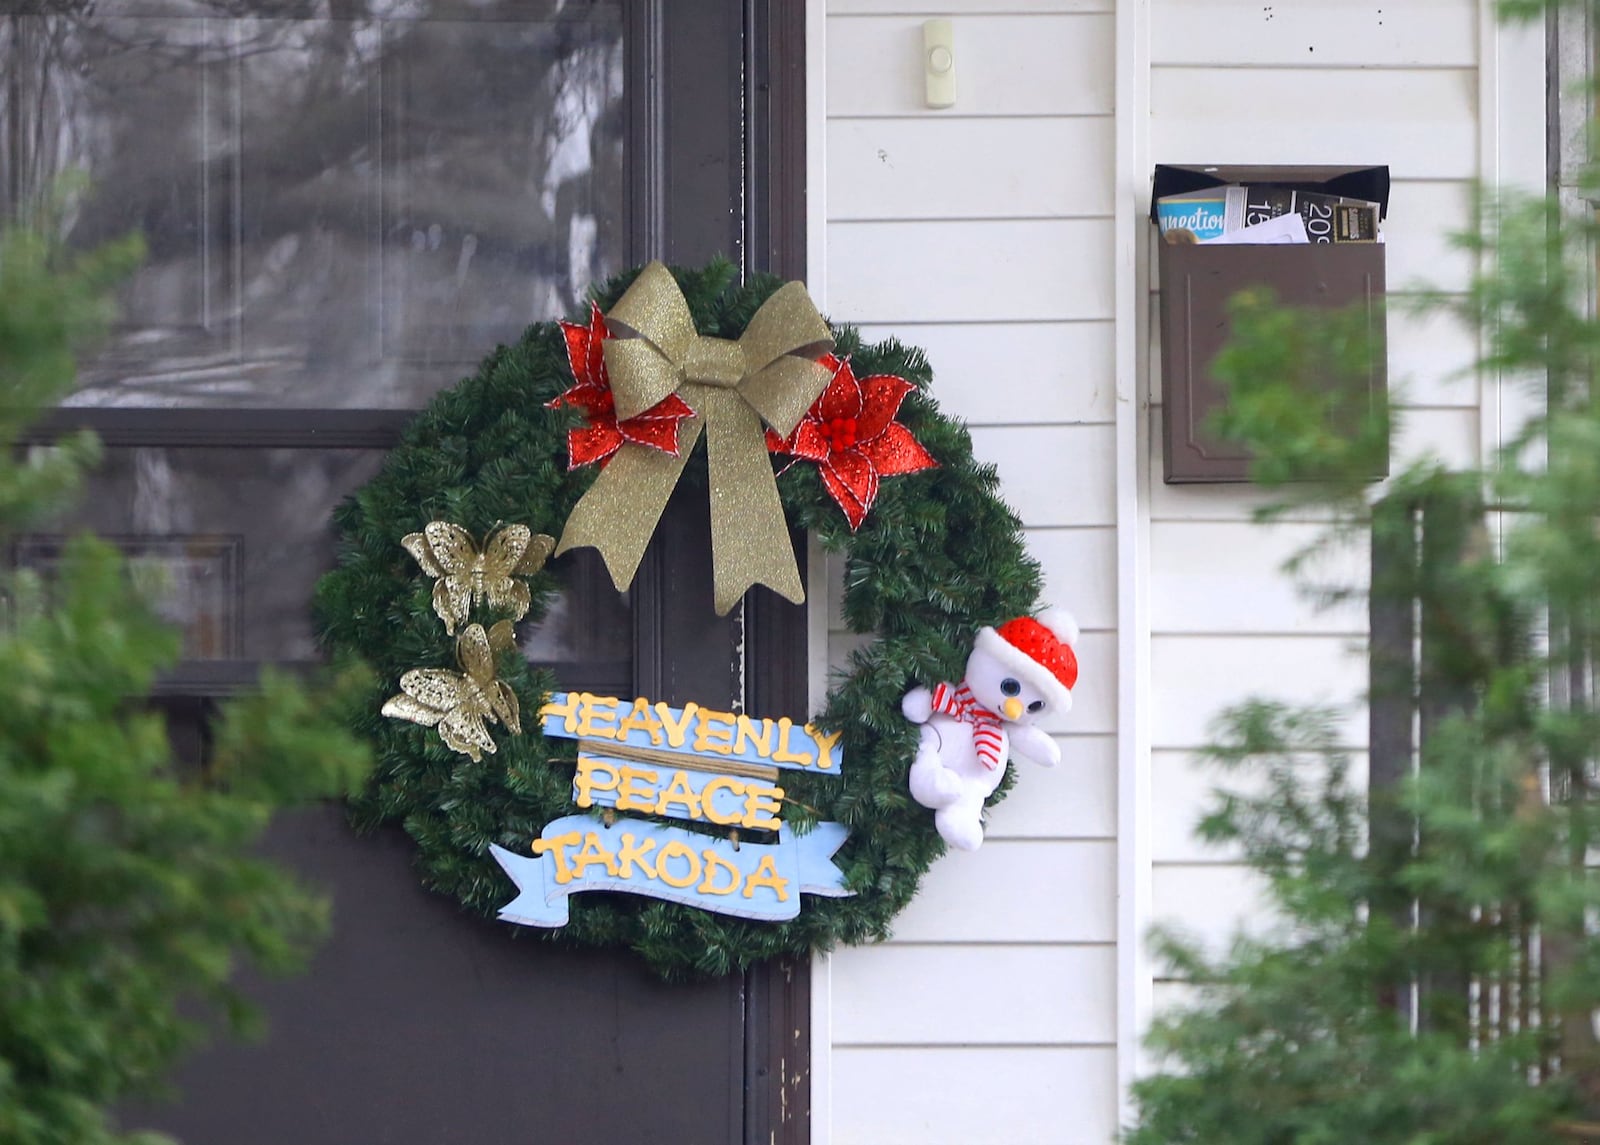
1142,0 -> 1526,1048
820,5 -> 1120,1143
811,0 -> 1536,1140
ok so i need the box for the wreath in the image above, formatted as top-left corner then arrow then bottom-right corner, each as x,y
315,260 -> 1044,978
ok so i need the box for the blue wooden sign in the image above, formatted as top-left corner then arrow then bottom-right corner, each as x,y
540,691 -> 843,773
489,691 -> 853,926
570,754 -> 787,830
490,816 -> 851,926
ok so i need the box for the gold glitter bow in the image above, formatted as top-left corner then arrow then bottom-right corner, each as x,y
555,262 -> 835,615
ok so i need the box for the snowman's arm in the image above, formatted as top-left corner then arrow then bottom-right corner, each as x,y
902,685 -> 934,724
1008,724 -> 1061,768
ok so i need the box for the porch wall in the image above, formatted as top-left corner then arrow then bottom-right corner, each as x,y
810,1 -> 1536,1142
1144,0 -> 1490,1007
818,5 -> 1121,1142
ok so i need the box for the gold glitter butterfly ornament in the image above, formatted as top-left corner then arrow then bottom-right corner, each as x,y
402,521 -> 556,636
381,621 -> 522,761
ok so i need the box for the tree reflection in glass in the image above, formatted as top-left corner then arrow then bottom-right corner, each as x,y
0,0 -> 625,408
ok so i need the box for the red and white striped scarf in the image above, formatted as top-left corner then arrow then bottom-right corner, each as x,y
929,682 -> 1005,771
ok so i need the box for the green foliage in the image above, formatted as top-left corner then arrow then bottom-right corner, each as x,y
314,259 -> 1044,978
1126,53 -> 1600,1145
1126,697 -> 1574,1144
1207,287 -> 1390,496
0,218 -> 372,1145
0,217 -> 140,534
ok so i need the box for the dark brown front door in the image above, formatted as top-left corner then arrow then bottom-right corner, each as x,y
5,0 -> 809,1139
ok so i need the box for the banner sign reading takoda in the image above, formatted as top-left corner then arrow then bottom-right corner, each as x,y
487,691 -> 852,927
489,817 -> 850,926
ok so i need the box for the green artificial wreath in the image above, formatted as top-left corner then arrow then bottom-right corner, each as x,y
315,260 -> 1044,978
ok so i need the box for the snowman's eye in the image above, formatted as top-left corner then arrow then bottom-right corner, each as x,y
1000,678 -> 1021,696
1028,700 -> 1044,713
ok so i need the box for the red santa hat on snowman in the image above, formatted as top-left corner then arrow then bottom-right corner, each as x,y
973,607 -> 1080,713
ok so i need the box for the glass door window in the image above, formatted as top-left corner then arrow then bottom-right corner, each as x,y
4,0 -> 632,685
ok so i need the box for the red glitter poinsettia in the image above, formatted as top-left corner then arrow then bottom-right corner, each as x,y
766,353 -> 937,530
546,302 -> 695,469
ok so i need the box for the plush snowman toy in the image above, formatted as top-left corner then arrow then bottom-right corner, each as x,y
901,609 -> 1079,852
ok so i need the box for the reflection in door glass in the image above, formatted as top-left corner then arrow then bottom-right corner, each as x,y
25,447 -> 387,661
524,547 -> 631,697
13,533 -> 245,660
0,0 -> 625,408
19,448 -> 634,671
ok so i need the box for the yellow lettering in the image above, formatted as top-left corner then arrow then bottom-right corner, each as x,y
734,714 -> 774,757
531,830 -> 582,884
616,697 -> 665,746
572,756 -> 620,809
700,775 -> 747,825
572,832 -> 620,879
694,708 -> 736,755
698,849 -> 741,896
656,701 -> 700,748
654,771 -> 703,820
616,832 -> 657,879
615,765 -> 660,814
576,693 -> 619,740
741,782 -> 785,831
772,718 -> 812,767
809,726 -> 843,770
655,840 -> 702,889
742,855 -> 790,902
538,691 -> 581,735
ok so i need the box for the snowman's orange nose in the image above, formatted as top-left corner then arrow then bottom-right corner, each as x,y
1002,697 -> 1024,720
